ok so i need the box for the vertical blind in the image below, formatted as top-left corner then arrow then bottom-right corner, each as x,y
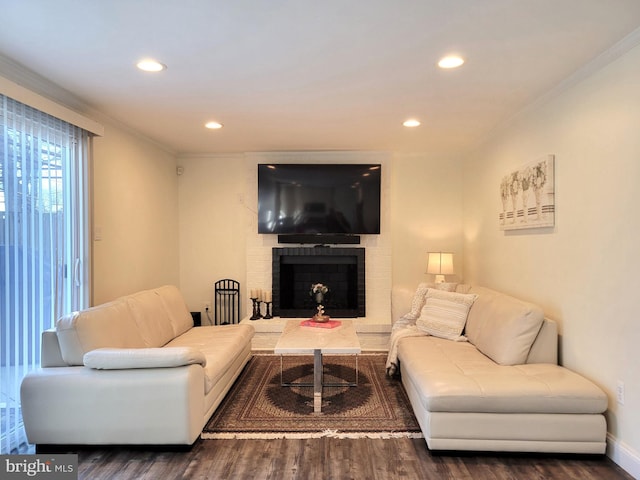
0,94 -> 90,453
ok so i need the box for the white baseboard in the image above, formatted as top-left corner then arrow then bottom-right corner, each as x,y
607,433 -> 640,479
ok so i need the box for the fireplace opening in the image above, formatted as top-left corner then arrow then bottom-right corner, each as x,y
272,247 -> 365,318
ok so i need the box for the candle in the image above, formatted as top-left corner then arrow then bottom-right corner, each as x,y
264,291 -> 272,302
250,289 -> 256,299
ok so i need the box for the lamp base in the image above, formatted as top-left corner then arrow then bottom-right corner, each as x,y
434,275 -> 446,284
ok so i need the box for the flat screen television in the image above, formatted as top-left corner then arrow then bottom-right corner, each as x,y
258,163 -> 381,235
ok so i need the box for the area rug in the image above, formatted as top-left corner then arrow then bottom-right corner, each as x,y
201,353 -> 423,439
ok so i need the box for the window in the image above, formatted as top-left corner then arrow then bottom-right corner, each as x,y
0,95 -> 90,453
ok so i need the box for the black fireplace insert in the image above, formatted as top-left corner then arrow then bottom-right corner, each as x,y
272,247 -> 365,318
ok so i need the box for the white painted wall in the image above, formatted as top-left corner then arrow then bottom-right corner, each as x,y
177,154 -> 248,322
391,152 -> 464,291
462,43 -> 640,476
92,122 -> 180,305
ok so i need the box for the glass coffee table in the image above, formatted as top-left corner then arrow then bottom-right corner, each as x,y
274,319 -> 362,413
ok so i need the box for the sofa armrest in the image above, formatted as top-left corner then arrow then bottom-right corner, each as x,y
21,365 -> 205,445
526,318 -> 559,364
41,328 -> 68,367
83,347 -> 206,370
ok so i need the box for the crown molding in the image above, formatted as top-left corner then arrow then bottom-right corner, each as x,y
0,54 -> 91,113
525,26 -> 640,114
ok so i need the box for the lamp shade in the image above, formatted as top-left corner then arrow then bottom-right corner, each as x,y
427,252 -> 454,275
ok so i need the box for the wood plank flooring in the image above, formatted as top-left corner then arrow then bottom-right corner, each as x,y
74,438 -> 633,480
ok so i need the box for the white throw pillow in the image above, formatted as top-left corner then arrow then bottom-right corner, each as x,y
406,282 -> 433,319
416,289 -> 478,340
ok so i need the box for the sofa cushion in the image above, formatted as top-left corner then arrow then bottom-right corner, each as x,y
83,347 -> 206,370
127,290 -> 176,347
56,299 -> 146,365
156,285 -> 194,337
465,287 -> 544,365
55,286 -> 193,365
416,289 -> 477,340
166,324 -> 255,394
398,336 -> 607,414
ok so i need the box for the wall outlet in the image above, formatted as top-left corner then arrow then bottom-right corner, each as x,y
204,302 -> 210,311
616,381 -> 625,405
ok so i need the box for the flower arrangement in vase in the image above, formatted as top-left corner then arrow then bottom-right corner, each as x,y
310,283 -> 328,304
310,283 -> 330,322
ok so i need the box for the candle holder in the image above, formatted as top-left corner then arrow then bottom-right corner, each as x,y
263,301 -> 272,319
250,297 -> 263,320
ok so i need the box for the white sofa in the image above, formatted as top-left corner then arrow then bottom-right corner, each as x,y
390,284 -> 608,454
20,285 -> 254,449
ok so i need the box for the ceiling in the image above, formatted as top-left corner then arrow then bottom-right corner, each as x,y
1,0 -> 640,156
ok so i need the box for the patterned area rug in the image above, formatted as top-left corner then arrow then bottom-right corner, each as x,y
201,354 -> 423,439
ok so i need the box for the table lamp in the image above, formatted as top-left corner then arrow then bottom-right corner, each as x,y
427,252 -> 454,284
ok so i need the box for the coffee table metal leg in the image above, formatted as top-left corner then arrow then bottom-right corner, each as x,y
314,349 -> 322,413
279,353 -> 358,413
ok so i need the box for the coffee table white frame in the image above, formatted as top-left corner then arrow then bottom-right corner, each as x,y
274,319 -> 362,413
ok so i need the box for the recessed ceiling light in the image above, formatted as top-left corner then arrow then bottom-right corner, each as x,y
438,55 -> 465,69
403,119 -> 421,127
136,59 -> 166,72
205,121 -> 223,130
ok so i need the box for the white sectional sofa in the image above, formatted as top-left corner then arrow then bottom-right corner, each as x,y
20,285 -> 254,449
389,284 -> 608,454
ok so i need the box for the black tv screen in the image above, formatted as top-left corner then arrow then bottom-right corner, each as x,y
258,164 -> 381,235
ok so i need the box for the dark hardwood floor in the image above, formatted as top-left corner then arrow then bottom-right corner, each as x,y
74,438 -> 633,480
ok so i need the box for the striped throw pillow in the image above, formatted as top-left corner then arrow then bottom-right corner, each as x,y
416,289 -> 478,340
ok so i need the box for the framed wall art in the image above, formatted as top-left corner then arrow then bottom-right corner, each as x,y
499,155 -> 555,231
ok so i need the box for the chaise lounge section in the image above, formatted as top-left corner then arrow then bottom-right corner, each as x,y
390,284 -> 608,454
20,285 -> 254,449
